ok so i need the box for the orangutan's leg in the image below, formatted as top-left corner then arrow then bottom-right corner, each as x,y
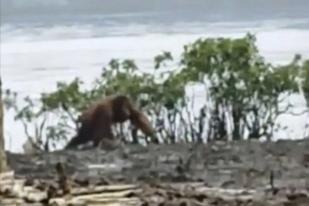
91,106 -> 115,148
65,122 -> 93,149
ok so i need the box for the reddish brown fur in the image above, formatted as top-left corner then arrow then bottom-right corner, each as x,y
65,95 -> 158,149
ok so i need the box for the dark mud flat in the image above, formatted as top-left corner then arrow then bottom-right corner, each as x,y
6,139 -> 309,189
3,139 -> 309,205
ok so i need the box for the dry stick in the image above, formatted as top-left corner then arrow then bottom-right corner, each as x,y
36,162 -> 72,205
269,170 -> 279,195
270,170 -> 274,189
55,162 -> 71,195
71,185 -> 140,197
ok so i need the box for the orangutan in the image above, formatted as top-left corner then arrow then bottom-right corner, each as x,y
65,95 -> 158,149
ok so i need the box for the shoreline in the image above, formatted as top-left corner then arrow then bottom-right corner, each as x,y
6,138 -> 309,187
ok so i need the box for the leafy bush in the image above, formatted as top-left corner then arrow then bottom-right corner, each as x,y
179,34 -> 300,141
3,34 -> 308,152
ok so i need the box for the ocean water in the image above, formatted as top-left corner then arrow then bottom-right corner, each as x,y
1,0 -> 309,152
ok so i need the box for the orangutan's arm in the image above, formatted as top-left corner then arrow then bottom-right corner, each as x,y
129,108 -> 159,144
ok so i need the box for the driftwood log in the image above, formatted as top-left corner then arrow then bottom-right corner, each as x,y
2,170 -> 309,206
